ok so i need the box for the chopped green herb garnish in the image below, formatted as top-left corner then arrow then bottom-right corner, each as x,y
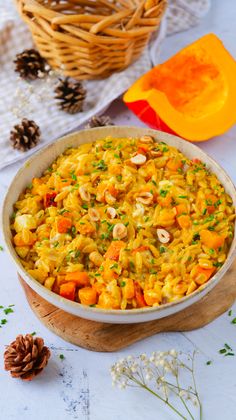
205,215 -> 214,222
71,226 -> 77,237
228,309 -> 232,316
202,208 -> 207,215
162,146 -> 169,153
101,233 -> 109,240
1,319 -> 7,325
206,361 -> 212,365
31,332 -> 36,336
70,172 -> 77,181
193,233 -> 200,241
89,304 -> 96,307
151,180 -> 157,186
0,246 -> 3,251
120,281 -> 126,287
213,262 -> 223,267
4,308 -> 14,315
59,354 -> 65,360
225,343 -> 232,350
231,318 -> 236,324
214,199 -> 222,207
160,246 -> 166,254
93,159 -> 108,171
82,203 -> 88,210
53,241 -> 59,248
219,348 -> 227,354
208,226 -> 215,231
209,249 -> 215,255
117,175 -> 122,182
129,261 -> 135,270
160,190 -> 168,197
178,195 -> 188,199
114,153 -> 120,159
110,263 -> 118,269
58,208 -> 69,215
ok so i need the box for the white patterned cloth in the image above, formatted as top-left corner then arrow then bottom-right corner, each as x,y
166,0 -> 211,35
0,0 -> 210,170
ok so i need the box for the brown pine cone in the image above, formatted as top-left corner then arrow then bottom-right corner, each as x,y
10,118 -> 41,152
85,115 -> 114,129
54,78 -> 86,114
14,49 -> 47,80
4,334 -> 51,381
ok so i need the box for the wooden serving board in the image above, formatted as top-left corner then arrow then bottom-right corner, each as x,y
19,260 -> 236,352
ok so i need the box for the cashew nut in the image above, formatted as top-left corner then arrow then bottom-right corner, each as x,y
130,154 -> 146,166
113,223 -> 127,240
136,192 -> 153,205
107,207 -> 117,219
88,208 -> 100,221
157,228 -> 171,244
79,186 -> 91,202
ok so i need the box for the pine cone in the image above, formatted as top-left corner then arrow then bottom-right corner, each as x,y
10,118 -> 41,152
14,49 -> 46,80
85,115 -> 114,129
4,334 -> 51,381
54,78 -> 86,114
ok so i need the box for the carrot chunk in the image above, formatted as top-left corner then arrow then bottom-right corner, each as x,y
200,229 -> 225,249
122,278 -> 135,299
194,265 -> 216,285
65,271 -> 90,287
104,241 -> 126,261
57,217 -> 72,233
205,194 -> 218,214
177,214 -> 191,229
59,282 -> 76,301
175,203 -> 188,215
134,282 -> 147,307
166,157 -> 183,171
79,287 -> 97,306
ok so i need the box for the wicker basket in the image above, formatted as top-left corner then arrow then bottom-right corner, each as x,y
16,0 -> 167,80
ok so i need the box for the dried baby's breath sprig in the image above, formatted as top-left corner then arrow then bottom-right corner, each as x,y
110,350 -> 202,420
10,69 -> 59,119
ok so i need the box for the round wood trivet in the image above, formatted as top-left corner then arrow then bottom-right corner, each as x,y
18,260 -> 236,352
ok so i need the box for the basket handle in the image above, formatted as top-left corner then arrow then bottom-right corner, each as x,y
125,0 -> 145,29
90,8 -> 134,34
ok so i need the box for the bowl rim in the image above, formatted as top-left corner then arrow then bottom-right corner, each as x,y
2,126 -> 236,319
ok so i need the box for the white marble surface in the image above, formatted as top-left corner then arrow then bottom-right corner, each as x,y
1,1 -> 236,419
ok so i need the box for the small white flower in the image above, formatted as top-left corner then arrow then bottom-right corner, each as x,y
170,349 -> 178,357
140,353 -> 147,361
179,390 -> 186,398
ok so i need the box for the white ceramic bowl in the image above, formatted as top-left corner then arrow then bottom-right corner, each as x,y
2,126 -> 236,323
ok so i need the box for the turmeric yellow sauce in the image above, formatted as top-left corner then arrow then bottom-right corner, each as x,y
11,136 -> 234,309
